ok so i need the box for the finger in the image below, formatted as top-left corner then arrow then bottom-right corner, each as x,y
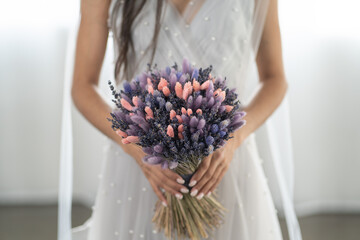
159,179 -> 185,199
156,174 -> 187,199
150,166 -> 188,196
189,154 -> 212,188
198,165 -> 224,198
163,169 -> 187,185
161,169 -> 190,194
149,180 -> 168,207
208,167 -> 227,196
189,158 -> 221,198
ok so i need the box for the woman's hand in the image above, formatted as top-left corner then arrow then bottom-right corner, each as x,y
188,138 -> 238,200
121,143 -> 188,206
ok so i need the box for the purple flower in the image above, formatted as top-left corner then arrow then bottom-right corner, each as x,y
165,102 -> 173,111
154,144 -> 163,153
205,136 -> 214,146
130,115 -> 146,125
191,68 -> 199,80
189,117 -> 199,128
207,97 -> 215,107
187,96 -> 193,109
161,161 -> 169,169
193,95 -> 203,109
220,120 -> 230,129
211,124 -> 219,134
230,120 -> 246,130
143,147 -> 153,155
123,82 -> 132,94
169,74 -> 177,90
143,155 -> 164,165
219,131 -> 227,138
166,66 -> 171,76
197,119 -> 206,130
169,161 -> 179,169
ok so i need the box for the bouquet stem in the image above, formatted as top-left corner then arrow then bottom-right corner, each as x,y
152,157 -> 226,239
153,192 -> 226,240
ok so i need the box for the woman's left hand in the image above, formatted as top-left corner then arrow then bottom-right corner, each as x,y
188,138 -> 238,199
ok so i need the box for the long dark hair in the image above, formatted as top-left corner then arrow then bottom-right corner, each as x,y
109,0 -> 164,83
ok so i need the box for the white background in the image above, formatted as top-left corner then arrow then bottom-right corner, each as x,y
0,0 -> 359,216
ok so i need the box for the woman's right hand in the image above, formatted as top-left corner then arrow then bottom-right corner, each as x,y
121,143 -> 189,206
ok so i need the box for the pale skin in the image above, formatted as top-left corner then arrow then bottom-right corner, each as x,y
72,0 -> 287,206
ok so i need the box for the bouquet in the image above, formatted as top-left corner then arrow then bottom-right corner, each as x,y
107,58 -> 246,239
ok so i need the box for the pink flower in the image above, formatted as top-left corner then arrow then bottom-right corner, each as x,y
176,115 -> 183,123
225,105 -> 234,112
196,109 -> 202,115
178,124 -> 184,133
147,77 -> 152,85
182,82 -> 193,100
187,108 -> 193,116
178,132 -> 184,139
162,86 -> 170,97
182,88 -> 190,100
167,125 -> 174,138
126,136 -> 139,143
120,98 -> 132,111
200,80 -> 210,90
175,82 -> 183,99
170,110 -> 176,120
184,82 -> 193,93
147,85 -> 154,95
132,96 -> 139,107
181,107 -> 187,115
193,79 -> 200,91
219,91 -> 226,101
115,129 -> 127,138
145,106 -> 154,119
214,88 -> 221,97
158,77 -> 168,90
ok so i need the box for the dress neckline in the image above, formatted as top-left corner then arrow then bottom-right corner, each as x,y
165,0 -> 207,26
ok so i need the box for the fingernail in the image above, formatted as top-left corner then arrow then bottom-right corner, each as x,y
189,180 -> 197,187
177,178 -> 185,184
162,201 -> 167,207
175,193 -> 183,199
190,189 -> 198,197
180,188 -> 189,193
196,193 -> 204,200
207,192 -> 212,197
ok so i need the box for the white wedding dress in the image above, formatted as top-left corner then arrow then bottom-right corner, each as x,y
61,0 -> 301,239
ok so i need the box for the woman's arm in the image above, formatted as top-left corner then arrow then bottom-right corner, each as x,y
235,0 -> 287,147
188,0 -> 287,199
71,0 -> 120,146
72,0 -> 187,206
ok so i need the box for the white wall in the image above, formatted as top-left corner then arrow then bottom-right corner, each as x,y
279,0 -> 360,215
0,0 -> 359,217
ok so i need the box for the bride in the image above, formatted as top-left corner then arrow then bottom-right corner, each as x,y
59,0 -> 302,239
